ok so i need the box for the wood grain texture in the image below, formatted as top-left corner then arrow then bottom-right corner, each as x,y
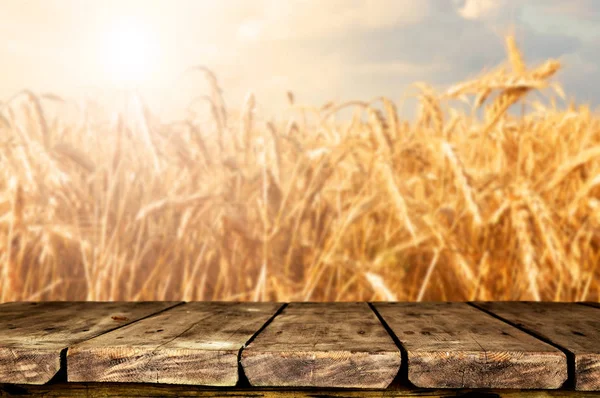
0,301 -> 178,385
241,302 -> 401,389
374,302 -> 567,389
2,383 -> 600,398
67,302 -> 282,386
475,302 -> 600,391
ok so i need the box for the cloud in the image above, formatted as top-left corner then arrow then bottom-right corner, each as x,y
519,31 -> 582,64
454,0 -> 512,21
237,0 -> 433,41
317,5 -> 508,83
352,61 -> 449,77
556,53 -> 600,104
537,0 -> 600,21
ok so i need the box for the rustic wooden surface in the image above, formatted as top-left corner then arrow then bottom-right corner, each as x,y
0,301 -> 178,385
475,302 -> 600,391
373,302 -> 567,389
2,383 -> 600,397
68,302 -> 282,386
1,301 -> 599,393
241,302 -> 402,389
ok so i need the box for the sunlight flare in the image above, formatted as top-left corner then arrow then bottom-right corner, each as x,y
102,16 -> 160,86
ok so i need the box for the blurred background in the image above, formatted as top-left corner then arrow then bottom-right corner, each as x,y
1,0 -> 599,302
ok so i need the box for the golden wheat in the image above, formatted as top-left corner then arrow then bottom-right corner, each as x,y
0,36 -> 599,302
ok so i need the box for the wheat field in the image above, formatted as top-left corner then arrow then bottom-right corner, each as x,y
1,36 -> 599,302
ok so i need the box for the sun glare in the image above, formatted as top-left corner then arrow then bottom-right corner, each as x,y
102,17 -> 160,87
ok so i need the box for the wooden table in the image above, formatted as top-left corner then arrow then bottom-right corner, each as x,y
0,301 -> 599,397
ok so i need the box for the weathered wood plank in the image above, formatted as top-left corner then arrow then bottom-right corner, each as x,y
374,302 -> 567,389
241,302 -> 401,389
67,302 -> 282,386
2,383 -> 600,398
475,302 -> 600,391
0,301 -> 179,385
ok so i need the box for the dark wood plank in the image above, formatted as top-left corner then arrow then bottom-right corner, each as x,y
475,302 -> 600,391
0,301 -> 179,385
3,383 -> 600,398
240,302 -> 401,389
67,302 -> 282,386
581,302 -> 600,309
374,302 -> 567,389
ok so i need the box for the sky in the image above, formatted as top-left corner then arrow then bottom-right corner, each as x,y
1,0 -> 599,119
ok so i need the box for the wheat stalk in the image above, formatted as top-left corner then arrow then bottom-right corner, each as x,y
441,141 -> 482,226
511,203 -> 541,300
379,162 -> 416,238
